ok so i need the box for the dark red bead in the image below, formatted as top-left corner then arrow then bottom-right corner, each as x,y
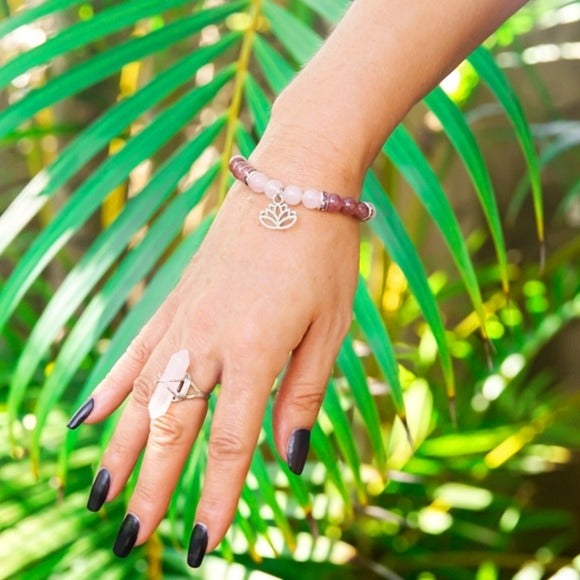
341,197 -> 357,215
355,202 -> 370,221
327,193 -> 343,212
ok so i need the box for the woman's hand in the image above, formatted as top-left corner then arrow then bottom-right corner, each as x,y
69,127 -> 363,566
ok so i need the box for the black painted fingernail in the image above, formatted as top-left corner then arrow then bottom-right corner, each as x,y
287,428 -> 310,475
66,398 -> 94,429
187,523 -> 208,568
87,468 -> 110,512
113,513 -> 140,558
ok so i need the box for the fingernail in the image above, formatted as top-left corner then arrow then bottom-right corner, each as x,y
87,468 -> 110,512
113,513 -> 140,558
287,428 -> 310,475
187,523 -> 208,568
66,398 -> 94,429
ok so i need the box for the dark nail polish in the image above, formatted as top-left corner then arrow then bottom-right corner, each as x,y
113,513 -> 140,558
187,523 -> 208,568
66,398 -> 94,429
87,468 -> 110,512
287,428 -> 310,475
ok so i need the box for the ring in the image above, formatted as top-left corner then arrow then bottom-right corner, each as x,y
148,349 -> 210,421
157,373 -> 211,402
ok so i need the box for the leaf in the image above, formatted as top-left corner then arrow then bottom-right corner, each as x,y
263,0 -> 322,64
384,125 -> 489,340
0,0 -> 244,88
0,2 -> 244,138
8,118 -> 225,433
363,171 -> 455,401
0,33 -> 239,254
0,0 -> 85,38
337,334 -> 386,472
323,380 -> 366,502
424,86 -> 509,294
468,46 -> 544,246
353,279 -> 406,421
0,69 -> 233,336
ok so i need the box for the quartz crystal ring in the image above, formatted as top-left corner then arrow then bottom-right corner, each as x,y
160,373 -> 210,402
148,350 -> 210,421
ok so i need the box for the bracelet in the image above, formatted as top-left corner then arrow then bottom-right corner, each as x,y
228,155 -> 375,231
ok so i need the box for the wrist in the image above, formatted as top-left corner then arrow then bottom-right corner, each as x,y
251,96 -> 367,199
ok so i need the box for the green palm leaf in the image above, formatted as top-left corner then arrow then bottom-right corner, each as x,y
0,69 -> 232,336
468,46 -> 544,253
0,33 -> 238,254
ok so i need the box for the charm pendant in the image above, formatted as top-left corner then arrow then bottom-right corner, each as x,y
259,195 -> 297,230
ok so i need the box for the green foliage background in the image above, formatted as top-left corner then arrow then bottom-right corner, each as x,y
0,0 -> 579,578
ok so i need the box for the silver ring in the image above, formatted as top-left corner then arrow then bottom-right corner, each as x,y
157,372 -> 211,402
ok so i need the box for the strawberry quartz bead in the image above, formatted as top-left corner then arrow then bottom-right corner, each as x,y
326,193 -> 343,212
355,201 -> 371,221
341,197 -> 357,216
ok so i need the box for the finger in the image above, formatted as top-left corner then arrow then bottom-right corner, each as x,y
87,336 -> 181,515
67,296 -> 178,429
187,359 -> 278,566
273,316 -> 345,475
117,348 -> 219,553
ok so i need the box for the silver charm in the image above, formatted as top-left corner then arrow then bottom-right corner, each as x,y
259,195 -> 297,230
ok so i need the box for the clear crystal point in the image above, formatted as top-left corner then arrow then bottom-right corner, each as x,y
148,349 -> 190,420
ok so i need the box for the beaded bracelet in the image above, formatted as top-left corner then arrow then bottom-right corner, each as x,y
228,155 -> 375,231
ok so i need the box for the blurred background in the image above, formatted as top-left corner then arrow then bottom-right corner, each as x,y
0,0 -> 579,578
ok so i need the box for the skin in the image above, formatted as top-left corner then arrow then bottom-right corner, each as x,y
83,0 -> 528,555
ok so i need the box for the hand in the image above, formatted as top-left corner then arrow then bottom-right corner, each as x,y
69,128 -> 362,567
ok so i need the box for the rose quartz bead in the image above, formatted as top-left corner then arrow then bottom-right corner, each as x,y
283,184 -> 302,206
264,179 -> 283,199
326,193 -> 343,212
341,197 -> 357,216
355,201 -> 370,220
302,188 -> 323,209
247,171 -> 268,193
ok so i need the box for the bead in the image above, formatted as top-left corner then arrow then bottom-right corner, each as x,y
283,184 -> 303,206
326,193 -> 343,212
341,197 -> 357,216
355,202 -> 370,220
247,171 -> 268,193
302,188 -> 323,209
264,179 -> 284,199
238,166 -> 253,184
320,192 -> 329,211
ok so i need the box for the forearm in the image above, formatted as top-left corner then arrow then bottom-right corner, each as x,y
267,0 -> 527,187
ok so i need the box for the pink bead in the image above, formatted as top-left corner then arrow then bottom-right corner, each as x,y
327,193 -> 343,212
283,184 -> 302,206
302,188 -> 323,209
355,202 -> 370,220
264,179 -> 283,199
247,171 -> 268,193
341,197 -> 357,215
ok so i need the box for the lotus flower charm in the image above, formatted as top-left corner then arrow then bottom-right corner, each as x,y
259,195 -> 298,230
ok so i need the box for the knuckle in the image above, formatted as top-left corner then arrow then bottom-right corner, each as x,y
106,437 -> 132,466
134,479 -> 157,512
149,414 -> 185,447
127,335 -> 151,366
208,429 -> 248,463
132,376 -> 154,408
290,387 -> 325,414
